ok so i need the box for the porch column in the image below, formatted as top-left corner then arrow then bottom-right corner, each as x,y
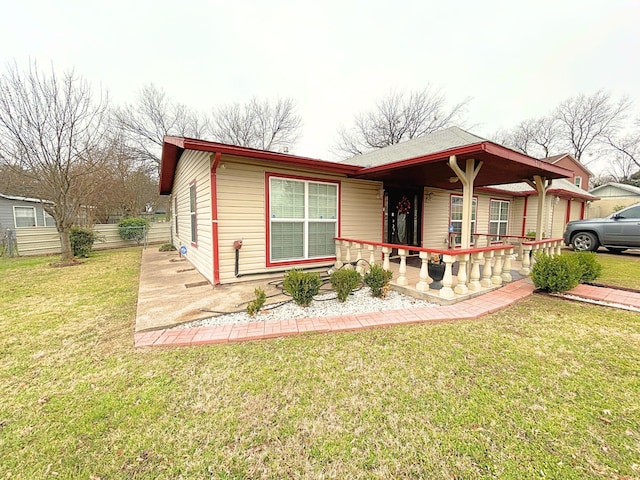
525,175 -> 552,241
449,156 -> 483,249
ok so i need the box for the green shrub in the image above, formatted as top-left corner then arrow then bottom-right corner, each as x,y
158,243 -> 176,252
573,251 -> 603,283
531,253 -> 581,293
69,226 -> 97,258
118,217 -> 149,244
246,287 -> 266,316
283,269 -> 322,307
330,268 -> 362,302
363,264 -> 393,298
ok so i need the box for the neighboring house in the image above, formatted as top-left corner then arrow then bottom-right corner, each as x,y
542,153 -> 593,191
588,182 -> 640,217
160,127 -> 577,286
0,193 -> 55,230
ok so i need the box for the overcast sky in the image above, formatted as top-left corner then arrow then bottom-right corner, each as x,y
2,0 -> 638,171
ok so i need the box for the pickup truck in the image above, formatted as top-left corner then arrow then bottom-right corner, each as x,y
563,202 -> 640,252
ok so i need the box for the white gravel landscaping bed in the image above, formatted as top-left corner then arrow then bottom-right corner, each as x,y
175,287 -> 437,329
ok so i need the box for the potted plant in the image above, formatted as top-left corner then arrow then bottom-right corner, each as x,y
428,254 -> 446,290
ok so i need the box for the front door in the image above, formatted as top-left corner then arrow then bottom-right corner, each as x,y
385,188 -> 422,247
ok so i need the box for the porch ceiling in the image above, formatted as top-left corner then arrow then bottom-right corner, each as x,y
351,143 -> 573,190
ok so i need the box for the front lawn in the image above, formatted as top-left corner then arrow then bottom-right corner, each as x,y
0,249 -> 638,479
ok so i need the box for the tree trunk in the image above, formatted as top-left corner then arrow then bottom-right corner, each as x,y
58,228 -> 74,262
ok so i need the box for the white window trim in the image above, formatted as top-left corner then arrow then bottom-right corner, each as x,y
13,205 -> 38,228
450,195 -> 477,246
189,182 -> 197,245
574,176 -> 582,188
269,176 -> 338,263
489,199 -> 510,240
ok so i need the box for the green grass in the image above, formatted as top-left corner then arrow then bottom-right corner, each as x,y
1,249 -> 639,479
594,251 -> 640,289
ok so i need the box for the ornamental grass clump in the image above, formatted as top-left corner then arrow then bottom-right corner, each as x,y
330,268 -> 362,302
363,264 -> 393,298
283,269 -> 322,307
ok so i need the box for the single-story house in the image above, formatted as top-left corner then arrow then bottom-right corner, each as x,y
0,193 -> 55,230
588,182 -> 640,217
159,127 -> 592,294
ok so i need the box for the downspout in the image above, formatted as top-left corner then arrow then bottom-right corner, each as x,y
210,152 -> 221,285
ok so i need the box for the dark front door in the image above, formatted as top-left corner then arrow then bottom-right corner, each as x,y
385,188 -> 422,247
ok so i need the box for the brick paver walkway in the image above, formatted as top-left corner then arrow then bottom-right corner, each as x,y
134,280 -> 639,348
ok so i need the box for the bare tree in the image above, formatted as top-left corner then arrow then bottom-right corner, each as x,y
334,87 -> 469,158
555,90 -> 631,163
605,118 -> 640,173
0,61 -> 109,262
497,116 -> 562,158
112,83 -> 210,166
211,97 -> 302,151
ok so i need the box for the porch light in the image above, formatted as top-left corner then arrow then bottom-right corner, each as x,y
448,176 -> 459,183
377,187 -> 385,199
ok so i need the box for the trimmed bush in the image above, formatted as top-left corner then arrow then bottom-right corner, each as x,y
283,269 -> 322,307
363,264 -> 393,298
158,243 -> 176,252
531,253 -> 581,293
573,251 -> 603,283
246,287 -> 266,316
330,268 -> 362,302
118,217 -> 149,245
69,227 -> 97,258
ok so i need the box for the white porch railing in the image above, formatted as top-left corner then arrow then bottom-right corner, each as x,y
334,237 -> 564,300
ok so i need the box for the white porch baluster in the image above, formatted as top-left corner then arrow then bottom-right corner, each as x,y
555,240 -> 562,256
454,254 -> 469,295
480,250 -> 494,287
468,252 -> 483,291
416,251 -> 429,292
520,245 -> 532,275
502,248 -> 513,282
344,242 -> 352,269
382,246 -> 391,271
492,250 -> 504,285
397,249 -> 409,286
354,242 -> 364,274
440,254 -> 455,299
334,240 -> 343,269
368,245 -> 376,268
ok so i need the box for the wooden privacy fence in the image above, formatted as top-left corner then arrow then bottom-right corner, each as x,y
12,223 -> 171,256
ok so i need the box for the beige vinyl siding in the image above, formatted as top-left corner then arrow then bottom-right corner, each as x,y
172,150 -> 213,283
422,188 -> 452,249
551,199 -> 568,239
339,179 -> 382,242
510,197 -> 526,237
215,156 -> 382,284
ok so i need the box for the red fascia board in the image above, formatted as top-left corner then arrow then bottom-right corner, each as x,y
481,143 -> 574,178
475,186 -> 530,197
160,136 -> 362,194
548,188 -> 599,201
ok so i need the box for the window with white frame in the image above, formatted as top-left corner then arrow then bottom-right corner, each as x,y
450,195 -> 477,245
14,206 -> 37,227
189,182 -> 197,244
269,176 -> 338,262
574,176 -> 582,188
489,199 -> 510,240
43,210 -> 56,227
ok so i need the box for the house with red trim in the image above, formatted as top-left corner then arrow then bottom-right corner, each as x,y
159,127 -> 595,293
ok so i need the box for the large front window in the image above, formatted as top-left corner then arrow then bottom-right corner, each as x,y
14,206 -> 37,227
489,199 -> 510,240
269,176 -> 338,263
450,195 -> 477,245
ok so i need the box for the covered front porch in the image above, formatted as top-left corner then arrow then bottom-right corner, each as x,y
334,236 -> 563,304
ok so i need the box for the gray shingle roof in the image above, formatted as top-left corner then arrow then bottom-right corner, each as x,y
345,126 -> 488,168
487,178 -> 598,199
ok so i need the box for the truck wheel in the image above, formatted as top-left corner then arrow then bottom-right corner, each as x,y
572,232 -> 599,252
